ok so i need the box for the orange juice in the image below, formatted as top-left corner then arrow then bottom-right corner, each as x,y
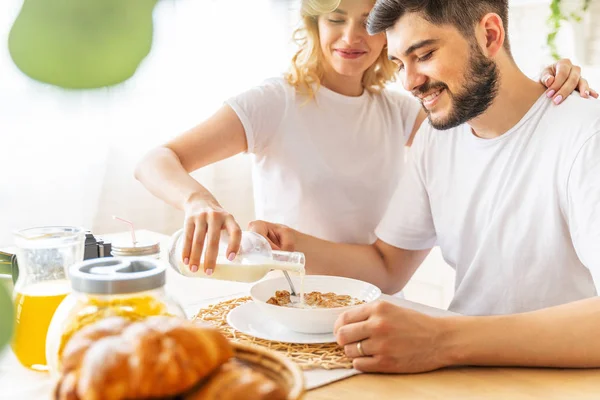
12,280 -> 70,370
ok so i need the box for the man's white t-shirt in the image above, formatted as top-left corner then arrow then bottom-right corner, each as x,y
376,93 -> 600,316
227,78 -> 421,245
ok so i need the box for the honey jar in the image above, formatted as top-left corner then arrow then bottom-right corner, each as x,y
45,257 -> 184,375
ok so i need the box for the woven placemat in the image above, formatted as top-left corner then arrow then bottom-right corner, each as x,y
193,296 -> 352,370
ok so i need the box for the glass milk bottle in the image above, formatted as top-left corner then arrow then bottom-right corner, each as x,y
167,230 -> 305,282
11,226 -> 85,371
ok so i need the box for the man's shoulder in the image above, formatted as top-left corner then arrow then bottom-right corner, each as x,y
540,95 -> 600,149
548,95 -> 600,129
560,93 -> 600,109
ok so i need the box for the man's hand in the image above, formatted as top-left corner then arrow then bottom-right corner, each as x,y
334,301 -> 451,373
247,220 -> 297,251
335,297 -> 600,372
540,58 -> 599,105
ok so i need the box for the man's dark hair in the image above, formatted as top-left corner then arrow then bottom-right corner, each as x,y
367,0 -> 511,52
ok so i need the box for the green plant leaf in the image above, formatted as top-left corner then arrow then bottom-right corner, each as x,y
546,0 -> 591,60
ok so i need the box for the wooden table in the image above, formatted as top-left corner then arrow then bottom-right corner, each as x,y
306,367 -> 600,400
2,230 -> 600,400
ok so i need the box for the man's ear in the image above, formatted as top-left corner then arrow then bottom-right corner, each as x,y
476,13 -> 505,57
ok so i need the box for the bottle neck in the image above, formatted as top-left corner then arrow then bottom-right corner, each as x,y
271,251 -> 305,273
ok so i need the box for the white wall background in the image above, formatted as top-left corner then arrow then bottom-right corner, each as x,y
1,0 -> 598,308
0,0 -> 294,242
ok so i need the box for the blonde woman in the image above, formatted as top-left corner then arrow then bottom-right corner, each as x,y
135,0 -> 594,276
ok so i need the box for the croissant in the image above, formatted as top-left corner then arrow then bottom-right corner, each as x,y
59,316 -> 130,374
185,360 -> 288,400
55,316 -> 233,400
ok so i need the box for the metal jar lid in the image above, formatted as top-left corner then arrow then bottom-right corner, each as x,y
69,257 -> 166,295
111,240 -> 160,257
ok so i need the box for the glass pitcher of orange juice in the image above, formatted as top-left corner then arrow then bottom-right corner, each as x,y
11,226 -> 84,371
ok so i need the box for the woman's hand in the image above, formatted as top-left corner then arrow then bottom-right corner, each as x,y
540,59 -> 598,105
182,201 -> 242,275
247,220 -> 297,251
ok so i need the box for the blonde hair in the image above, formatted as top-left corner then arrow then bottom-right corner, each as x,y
285,0 -> 398,101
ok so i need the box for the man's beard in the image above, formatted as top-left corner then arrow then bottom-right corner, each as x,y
413,44 -> 500,130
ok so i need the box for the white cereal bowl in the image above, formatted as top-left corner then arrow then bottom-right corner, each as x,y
250,275 -> 381,334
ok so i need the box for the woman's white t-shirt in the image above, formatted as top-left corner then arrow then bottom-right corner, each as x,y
226,77 -> 421,245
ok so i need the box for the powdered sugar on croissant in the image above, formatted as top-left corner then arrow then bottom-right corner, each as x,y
55,316 -> 233,400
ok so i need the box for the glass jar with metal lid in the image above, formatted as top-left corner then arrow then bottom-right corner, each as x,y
110,238 -> 161,259
45,257 -> 184,376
